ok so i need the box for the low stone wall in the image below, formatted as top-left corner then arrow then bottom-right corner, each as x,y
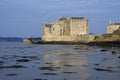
42,34 -> 98,42
42,36 -> 76,42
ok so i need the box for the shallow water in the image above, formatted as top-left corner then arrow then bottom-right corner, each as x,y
0,42 -> 120,80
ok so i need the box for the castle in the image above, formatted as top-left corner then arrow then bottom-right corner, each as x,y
41,17 -> 120,43
106,20 -> 120,34
42,17 -> 89,42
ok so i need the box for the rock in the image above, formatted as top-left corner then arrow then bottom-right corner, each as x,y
33,79 -> 47,80
0,65 -> 26,69
41,73 -> 57,75
39,67 -> 60,71
111,51 -> 117,55
64,64 -> 74,67
0,60 -> 4,64
93,68 -> 113,72
94,64 -> 99,66
118,56 -> 120,58
6,74 -> 18,76
16,59 -> 30,62
63,72 -> 77,74
100,49 -> 107,52
73,45 -> 89,50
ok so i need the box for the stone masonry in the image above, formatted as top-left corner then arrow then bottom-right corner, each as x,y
42,17 -> 89,42
106,20 -> 120,34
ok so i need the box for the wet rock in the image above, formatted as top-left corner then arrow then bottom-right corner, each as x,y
94,64 -> 99,66
45,62 -> 52,64
6,74 -> 18,76
59,53 -> 73,56
33,79 -> 47,80
73,45 -> 89,50
111,51 -> 117,55
39,67 -> 60,71
0,60 -> 4,65
0,65 -> 26,69
93,68 -> 113,72
63,72 -> 77,74
64,65 -> 74,67
82,65 -> 88,67
0,61 -> 3,63
107,67 -> 113,69
100,49 -> 107,52
16,59 -> 30,62
107,66 -> 120,69
20,56 -> 38,60
42,73 -> 57,75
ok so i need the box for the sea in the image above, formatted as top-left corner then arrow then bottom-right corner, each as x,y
0,42 -> 120,80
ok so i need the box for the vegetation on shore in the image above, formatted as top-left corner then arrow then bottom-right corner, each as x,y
94,27 -> 120,42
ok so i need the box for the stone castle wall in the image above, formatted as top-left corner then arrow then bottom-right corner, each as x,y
106,21 -> 120,34
42,17 -> 89,42
42,34 -> 97,42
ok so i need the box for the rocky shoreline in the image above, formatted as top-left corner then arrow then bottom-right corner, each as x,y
36,40 -> 120,47
87,41 -> 120,47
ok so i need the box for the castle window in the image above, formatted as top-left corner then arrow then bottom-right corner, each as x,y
53,28 -> 54,31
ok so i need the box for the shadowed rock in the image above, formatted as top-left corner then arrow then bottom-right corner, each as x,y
33,79 -> 47,80
93,68 -> 119,72
0,65 -> 26,69
63,72 -> 77,74
64,64 -> 74,67
0,61 -> 4,65
100,49 -> 107,52
16,59 -> 30,62
73,45 -> 89,50
111,51 -> 117,55
6,74 -> 18,76
18,56 -> 39,60
39,67 -> 60,71
41,73 -> 57,75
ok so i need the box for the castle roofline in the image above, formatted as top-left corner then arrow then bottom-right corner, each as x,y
44,23 -> 52,28
58,16 -> 86,21
59,17 -> 67,20
71,17 -> 85,19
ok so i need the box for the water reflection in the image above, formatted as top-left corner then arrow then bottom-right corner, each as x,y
0,42 -> 120,80
40,47 -> 90,80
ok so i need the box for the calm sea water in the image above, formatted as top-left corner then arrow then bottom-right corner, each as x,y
0,42 -> 120,80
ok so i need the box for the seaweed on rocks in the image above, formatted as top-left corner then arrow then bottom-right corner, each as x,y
93,68 -> 119,72
39,66 -> 60,71
33,79 -> 47,80
63,72 -> 77,74
100,49 -> 107,52
0,65 -> 26,69
111,51 -> 117,55
41,73 -> 57,75
16,59 -> 30,62
6,74 -> 18,76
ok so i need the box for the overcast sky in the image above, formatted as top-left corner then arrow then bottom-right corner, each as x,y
0,0 -> 120,37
